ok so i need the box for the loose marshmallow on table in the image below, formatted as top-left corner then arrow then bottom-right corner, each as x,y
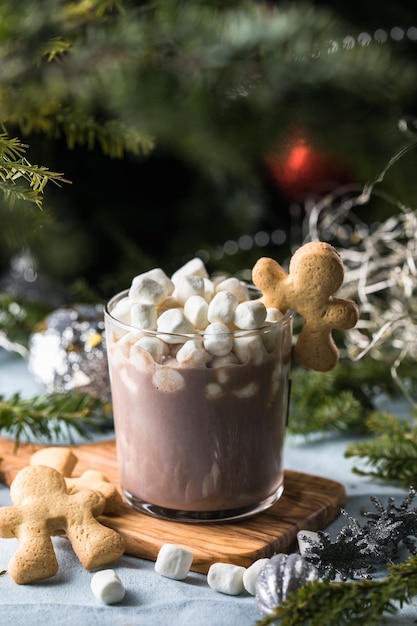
155,543 -> 194,580
90,569 -> 125,604
242,558 -> 269,595
207,562 -> 246,595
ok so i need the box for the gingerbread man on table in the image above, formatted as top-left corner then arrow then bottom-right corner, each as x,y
0,464 -> 125,584
252,241 -> 359,371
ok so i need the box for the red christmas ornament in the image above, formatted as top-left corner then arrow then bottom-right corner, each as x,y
265,135 -> 350,201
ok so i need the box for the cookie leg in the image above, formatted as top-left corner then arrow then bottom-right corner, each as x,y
294,326 -> 339,372
67,521 -> 125,570
9,536 -> 59,584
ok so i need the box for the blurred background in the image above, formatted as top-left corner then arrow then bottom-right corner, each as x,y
1,0 -> 417,304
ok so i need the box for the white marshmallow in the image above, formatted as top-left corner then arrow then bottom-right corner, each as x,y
133,335 -> 168,363
130,302 -> 157,330
184,295 -> 209,329
203,322 -> 233,356
91,569 -> 125,604
266,307 -> 283,323
207,562 -> 246,595
203,277 -> 215,301
129,276 -> 169,305
205,382 -> 224,399
207,291 -> 238,325
131,268 -> 174,295
155,543 -> 193,580
215,277 -> 250,302
174,275 -> 206,305
171,258 -> 209,286
111,297 -> 133,325
157,308 -> 195,343
234,300 -> 267,329
176,340 -> 208,367
233,381 -> 259,398
208,353 -> 240,368
297,530 -> 320,557
152,368 -> 185,392
233,334 -> 265,364
243,558 -> 269,595
115,331 -> 140,358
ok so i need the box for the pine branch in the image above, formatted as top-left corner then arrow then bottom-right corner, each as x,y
0,132 -> 69,209
256,555 -> 417,626
0,392 -> 112,448
345,412 -> 417,487
288,367 -> 366,435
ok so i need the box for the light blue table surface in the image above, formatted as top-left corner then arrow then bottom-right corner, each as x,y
0,350 -> 415,625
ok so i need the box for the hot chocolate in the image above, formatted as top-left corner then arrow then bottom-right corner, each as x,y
105,259 -> 292,522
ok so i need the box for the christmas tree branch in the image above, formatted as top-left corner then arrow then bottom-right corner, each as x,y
0,392 -> 112,448
345,412 -> 417,487
256,555 -> 417,626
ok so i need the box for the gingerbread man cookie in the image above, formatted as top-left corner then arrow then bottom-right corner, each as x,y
252,242 -> 359,371
0,464 -> 125,584
30,447 -> 123,514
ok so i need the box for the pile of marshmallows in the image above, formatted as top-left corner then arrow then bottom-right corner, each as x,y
111,257 -> 284,368
91,542 -> 269,604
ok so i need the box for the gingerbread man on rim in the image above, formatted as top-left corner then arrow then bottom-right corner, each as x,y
252,241 -> 359,371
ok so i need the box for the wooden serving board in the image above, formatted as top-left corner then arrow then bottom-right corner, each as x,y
0,436 -> 345,574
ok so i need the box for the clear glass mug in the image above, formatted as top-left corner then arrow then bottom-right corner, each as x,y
105,288 -> 292,523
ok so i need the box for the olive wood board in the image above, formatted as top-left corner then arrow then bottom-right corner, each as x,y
0,436 -> 346,574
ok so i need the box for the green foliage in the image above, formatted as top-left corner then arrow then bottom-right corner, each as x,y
0,391 -> 112,447
256,554 -> 417,626
0,132 -> 67,209
289,365 -> 368,435
1,0 -> 415,174
345,411 -> 417,487
0,294 -> 52,349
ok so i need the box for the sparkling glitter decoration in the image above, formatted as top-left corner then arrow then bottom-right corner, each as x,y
301,130 -> 417,406
300,489 -> 417,581
28,304 -> 110,402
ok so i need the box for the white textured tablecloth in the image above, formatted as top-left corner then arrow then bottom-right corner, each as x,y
0,350 -> 415,625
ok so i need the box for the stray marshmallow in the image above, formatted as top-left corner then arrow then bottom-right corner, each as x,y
242,558 -> 269,595
90,569 -> 125,605
171,258 -> 209,286
207,291 -> 238,325
234,300 -> 267,330
207,562 -> 246,595
129,276 -> 169,305
215,277 -> 250,302
130,302 -> 157,330
297,530 -> 320,557
203,323 -> 233,357
157,308 -> 195,343
184,295 -> 209,329
155,543 -> 194,580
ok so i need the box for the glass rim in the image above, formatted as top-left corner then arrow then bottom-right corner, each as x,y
104,287 -> 293,340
